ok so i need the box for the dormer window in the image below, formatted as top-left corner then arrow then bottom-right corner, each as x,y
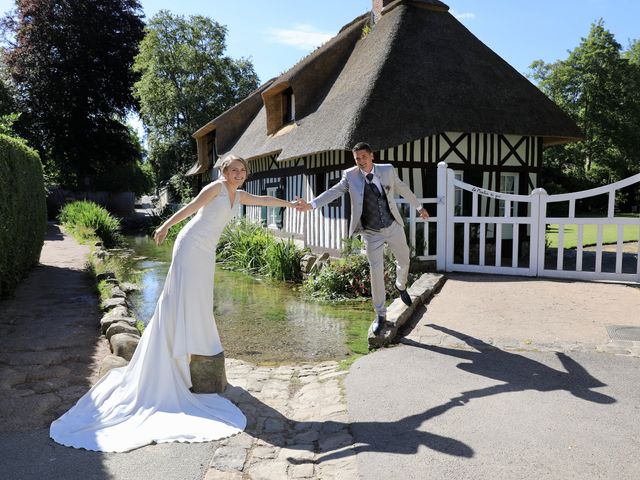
282,87 -> 295,124
263,82 -> 296,135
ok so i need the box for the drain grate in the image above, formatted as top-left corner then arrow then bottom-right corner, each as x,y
606,325 -> 640,342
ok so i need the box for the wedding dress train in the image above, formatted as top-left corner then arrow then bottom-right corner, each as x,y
50,182 -> 246,452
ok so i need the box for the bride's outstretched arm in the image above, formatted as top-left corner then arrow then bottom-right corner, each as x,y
154,182 -> 222,244
238,191 -> 300,208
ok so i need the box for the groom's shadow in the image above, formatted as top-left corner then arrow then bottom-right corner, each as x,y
401,324 -> 616,405
224,324 -> 615,465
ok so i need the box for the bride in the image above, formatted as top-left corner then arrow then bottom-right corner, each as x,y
50,155 -> 298,452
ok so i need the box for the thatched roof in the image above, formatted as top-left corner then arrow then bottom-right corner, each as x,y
194,0 -> 581,165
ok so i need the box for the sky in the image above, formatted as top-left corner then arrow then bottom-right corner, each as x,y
1,0 -> 638,84
0,0 -> 638,136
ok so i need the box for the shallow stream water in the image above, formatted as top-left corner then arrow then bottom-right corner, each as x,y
123,235 -> 371,364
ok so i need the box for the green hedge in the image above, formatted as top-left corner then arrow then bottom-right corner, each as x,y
0,134 -> 47,296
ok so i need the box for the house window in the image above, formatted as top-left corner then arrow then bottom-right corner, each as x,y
282,87 -> 294,124
453,171 -> 463,216
498,173 -> 518,217
263,83 -> 295,135
266,186 -> 279,228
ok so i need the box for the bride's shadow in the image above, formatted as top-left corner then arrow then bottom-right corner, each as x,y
224,384 -> 474,465
224,324 -> 615,465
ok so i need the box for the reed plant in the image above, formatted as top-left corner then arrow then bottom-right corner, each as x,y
263,238 -> 304,281
58,200 -> 122,247
217,219 -> 303,282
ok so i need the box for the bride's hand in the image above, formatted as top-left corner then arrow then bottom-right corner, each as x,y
154,225 -> 169,245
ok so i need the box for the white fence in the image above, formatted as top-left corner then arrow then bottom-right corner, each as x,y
423,162 -> 640,283
395,197 -> 438,261
537,174 -> 640,282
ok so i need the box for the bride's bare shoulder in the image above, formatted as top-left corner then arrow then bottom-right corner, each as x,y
202,180 -> 223,194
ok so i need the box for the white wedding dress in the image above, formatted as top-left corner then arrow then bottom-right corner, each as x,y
50,182 -> 246,452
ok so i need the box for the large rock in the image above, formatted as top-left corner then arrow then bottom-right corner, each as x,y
111,286 -> 126,298
110,333 -> 140,361
190,352 -> 227,393
103,305 -> 129,319
120,282 -> 139,293
299,254 -> 317,274
309,252 -> 330,274
98,354 -> 129,379
95,271 -> 115,282
368,322 -> 397,349
368,273 -> 446,349
101,316 -> 137,335
101,297 -> 127,311
105,321 -> 140,340
100,306 -> 135,334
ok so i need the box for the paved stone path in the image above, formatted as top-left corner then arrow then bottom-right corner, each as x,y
403,273 -> 640,358
1,223 -> 359,479
0,223 -> 109,433
205,359 -> 358,480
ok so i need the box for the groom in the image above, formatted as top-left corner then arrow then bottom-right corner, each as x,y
298,142 -> 429,335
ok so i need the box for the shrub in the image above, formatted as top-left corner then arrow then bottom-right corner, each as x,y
0,134 -> 47,296
58,200 -> 122,247
303,247 -> 401,301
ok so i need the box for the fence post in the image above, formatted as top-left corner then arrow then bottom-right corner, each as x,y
436,162 -> 448,271
408,206 -> 416,254
531,188 -> 548,276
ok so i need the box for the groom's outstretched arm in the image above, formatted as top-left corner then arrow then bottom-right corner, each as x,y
308,171 -> 349,209
392,169 -> 429,219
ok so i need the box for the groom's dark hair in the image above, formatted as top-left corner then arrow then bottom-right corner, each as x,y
352,142 -> 372,153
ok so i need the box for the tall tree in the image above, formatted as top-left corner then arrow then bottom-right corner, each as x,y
133,10 -> 259,200
529,20 -> 640,197
0,55 -> 16,116
2,0 -> 147,191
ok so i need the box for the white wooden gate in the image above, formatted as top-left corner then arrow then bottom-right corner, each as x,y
434,162 -> 640,283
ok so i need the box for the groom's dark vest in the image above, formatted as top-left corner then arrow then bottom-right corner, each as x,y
361,177 -> 395,231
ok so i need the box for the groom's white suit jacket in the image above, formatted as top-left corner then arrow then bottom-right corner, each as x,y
312,163 -> 423,237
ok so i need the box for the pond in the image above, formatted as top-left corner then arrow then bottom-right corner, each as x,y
123,235 -> 372,364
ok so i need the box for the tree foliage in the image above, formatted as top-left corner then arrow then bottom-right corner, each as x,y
529,20 -> 640,201
1,0 -> 149,193
132,10 -> 259,200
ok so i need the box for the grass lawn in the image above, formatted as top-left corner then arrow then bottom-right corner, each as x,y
546,214 -> 640,249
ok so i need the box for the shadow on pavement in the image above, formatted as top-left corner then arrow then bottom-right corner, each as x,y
254,324 -> 617,467
400,324 -> 617,406
226,385 -> 474,466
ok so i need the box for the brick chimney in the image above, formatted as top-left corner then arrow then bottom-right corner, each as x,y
372,0 -> 394,23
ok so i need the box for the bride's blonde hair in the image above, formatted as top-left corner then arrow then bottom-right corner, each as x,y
217,154 -> 250,175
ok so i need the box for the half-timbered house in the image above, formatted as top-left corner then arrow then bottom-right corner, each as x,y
188,0 -> 581,255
